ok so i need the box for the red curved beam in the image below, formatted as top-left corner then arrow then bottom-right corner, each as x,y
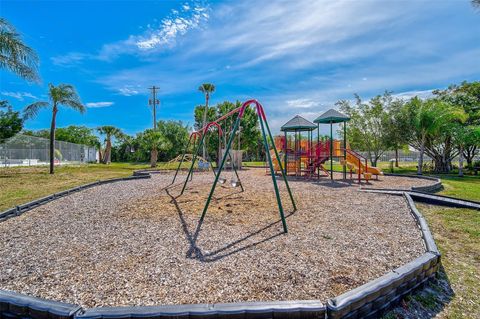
191,99 -> 267,138
203,121 -> 223,136
239,99 -> 267,121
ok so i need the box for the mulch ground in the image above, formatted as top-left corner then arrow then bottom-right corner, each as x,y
0,168 -> 433,308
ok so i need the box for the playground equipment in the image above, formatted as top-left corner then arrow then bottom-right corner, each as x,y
160,153 -> 209,170
171,99 -> 296,233
171,121 -> 243,192
273,109 -> 383,182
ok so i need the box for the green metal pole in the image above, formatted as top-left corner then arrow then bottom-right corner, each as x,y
330,121 -> 333,181
200,115 -> 241,222
317,123 -> 320,179
171,138 -> 192,185
180,133 -> 206,195
190,137 -> 196,182
284,131 -> 287,175
298,130 -> 302,176
259,115 -> 288,233
262,115 -> 297,212
343,121 -> 347,180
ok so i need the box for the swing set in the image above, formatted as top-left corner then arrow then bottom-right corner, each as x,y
170,99 -> 296,233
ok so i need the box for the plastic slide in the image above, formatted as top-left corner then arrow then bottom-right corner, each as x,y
345,152 -> 383,177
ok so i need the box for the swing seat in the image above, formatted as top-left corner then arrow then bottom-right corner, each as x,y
219,177 -> 227,184
230,179 -> 241,187
198,160 -> 210,170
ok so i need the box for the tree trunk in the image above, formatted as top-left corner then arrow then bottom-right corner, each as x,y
417,137 -> 425,175
201,94 -> 209,159
49,106 -> 57,174
458,145 -> 464,177
104,137 -> 112,164
464,145 -> 477,168
150,146 -> 158,168
367,151 -> 373,168
395,148 -> 399,167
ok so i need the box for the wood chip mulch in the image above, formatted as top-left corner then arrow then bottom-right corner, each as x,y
0,168 -> 429,308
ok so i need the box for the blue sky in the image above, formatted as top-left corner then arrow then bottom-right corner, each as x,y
1,0 -> 479,136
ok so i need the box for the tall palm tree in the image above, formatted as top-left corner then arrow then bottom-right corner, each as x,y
198,83 -> 215,158
97,126 -> 122,164
24,84 -> 85,174
0,18 -> 39,82
141,129 -> 171,167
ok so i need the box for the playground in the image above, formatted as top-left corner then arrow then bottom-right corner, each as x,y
0,99 -> 478,318
0,167 -> 432,308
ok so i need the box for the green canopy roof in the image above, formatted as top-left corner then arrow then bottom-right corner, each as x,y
314,109 -> 350,124
281,115 -> 316,132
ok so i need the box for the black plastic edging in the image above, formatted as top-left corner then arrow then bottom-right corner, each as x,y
407,192 -> 480,210
0,289 -> 82,319
404,193 -> 440,254
383,173 -> 440,181
382,173 -> 442,193
76,300 -> 326,319
408,190 -> 480,205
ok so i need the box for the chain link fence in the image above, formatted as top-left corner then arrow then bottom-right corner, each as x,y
356,150 -> 431,163
356,150 -> 479,163
0,134 -> 97,167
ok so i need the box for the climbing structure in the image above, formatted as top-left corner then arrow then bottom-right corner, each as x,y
171,99 -> 296,233
273,109 -> 383,182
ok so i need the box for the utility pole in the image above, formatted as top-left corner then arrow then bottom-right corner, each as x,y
148,86 -> 160,129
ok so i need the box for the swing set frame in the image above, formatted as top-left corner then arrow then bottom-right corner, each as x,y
172,121 -> 244,194
171,99 -> 296,233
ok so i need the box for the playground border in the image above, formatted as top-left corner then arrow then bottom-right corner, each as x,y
383,173 -> 442,193
360,189 -> 480,210
1,171 -> 444,319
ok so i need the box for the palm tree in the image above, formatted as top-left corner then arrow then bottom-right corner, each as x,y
0,18 -> 39,82
409,98 -> 466,175
141,129 -> 171,167
24,84 -> 85,174
198,83 -> 215,158
97,126 -> 122,164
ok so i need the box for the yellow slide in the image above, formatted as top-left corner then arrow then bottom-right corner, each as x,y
343,151 -> 383,179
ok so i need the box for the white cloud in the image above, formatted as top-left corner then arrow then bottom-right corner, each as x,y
135,6 -> 208,50
51,52 -> 91,66
97,1 -> 209,60
86,101 -> 114,108
51,1 -> 210,64
1,91 -> 37,101
118,87 -> 140,96
286,98 -> 319,109
392,89 -> 434,100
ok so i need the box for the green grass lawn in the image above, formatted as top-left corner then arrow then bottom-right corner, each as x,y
243,161 -> 266,167
0,163 -> 149,211
385,174 -> 480,318
420,176 -> 479,318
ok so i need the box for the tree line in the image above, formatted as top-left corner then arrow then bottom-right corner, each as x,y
338,81 -> 480,175
1,16 -> 478,175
